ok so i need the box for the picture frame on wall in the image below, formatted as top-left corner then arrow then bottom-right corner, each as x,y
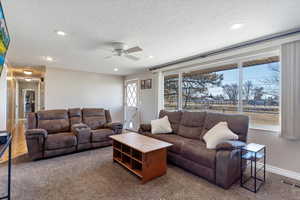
0,2 -> 10,77
145,79 -> 152,89
141,79 -> 152,90
141,80 -> 145,89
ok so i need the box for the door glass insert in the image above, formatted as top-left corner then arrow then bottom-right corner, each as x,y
126,82 -> 137,107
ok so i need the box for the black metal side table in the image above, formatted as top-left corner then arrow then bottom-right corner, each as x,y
0,132 -> 12,200
240,143 -> 266,193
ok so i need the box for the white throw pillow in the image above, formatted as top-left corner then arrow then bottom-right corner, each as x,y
203,122 -> 238,149
151,116 -> 172,134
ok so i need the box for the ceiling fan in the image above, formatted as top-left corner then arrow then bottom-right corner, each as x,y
104,42 -> 143,61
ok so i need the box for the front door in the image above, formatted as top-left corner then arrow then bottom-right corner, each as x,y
125,80 -> 139,131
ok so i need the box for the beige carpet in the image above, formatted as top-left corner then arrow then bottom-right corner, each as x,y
0,147 -> 299,200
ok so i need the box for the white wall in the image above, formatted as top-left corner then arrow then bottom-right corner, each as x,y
0,65 -> 7,130
125,72 -> 158,123
45,67 -> 124,122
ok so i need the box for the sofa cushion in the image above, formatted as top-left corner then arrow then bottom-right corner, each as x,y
145,133 -> 191,154
159,110 -> 182,134
27,112 -> 37,129
37,110 -> 70,134
82,108 -> 107,130
203,122 -> 238,149
151,116 -> 172,134
91,129 -> 114,142
46,132 -> 77,150
68,108 -> 82,125
181,140 -> 216,169
202,112 -> 249,142
105,110 -> 112,123
178,111 -> 206,139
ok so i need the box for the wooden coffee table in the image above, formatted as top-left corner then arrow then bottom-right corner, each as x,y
110,132 -> 172,183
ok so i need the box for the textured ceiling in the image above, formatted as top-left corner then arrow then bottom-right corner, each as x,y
3,0 -> 300,75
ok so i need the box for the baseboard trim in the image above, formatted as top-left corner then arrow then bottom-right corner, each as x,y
257,163 -> 300,181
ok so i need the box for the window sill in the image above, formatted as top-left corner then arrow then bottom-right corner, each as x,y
248,128 -> 280,136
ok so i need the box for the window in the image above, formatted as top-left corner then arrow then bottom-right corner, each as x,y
163,56 -> 280,131
242,58 -> 280,131
182,64 -> 239,114
126,82 -> 137,107
164,74 -> 179,110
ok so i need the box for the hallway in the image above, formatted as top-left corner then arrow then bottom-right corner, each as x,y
1,120 -> 27,162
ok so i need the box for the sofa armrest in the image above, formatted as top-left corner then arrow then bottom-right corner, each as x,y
71,123 -> 91,144
138,124 -> 151,134
104,122 -> 123,134
215,147 -> 244,189
71,123 -> 90,135
216,140 -> 246,151
25,129 -> 48,160
26,128 -> 48,138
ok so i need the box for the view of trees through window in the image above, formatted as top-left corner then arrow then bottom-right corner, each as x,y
163,56 -> 280,131
164,74 -> 179,110
243,61 -> 280,130
182,65 -> 239,113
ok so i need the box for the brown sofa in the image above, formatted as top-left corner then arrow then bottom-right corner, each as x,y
139,110 -> 249,189
25,108 -> 123,160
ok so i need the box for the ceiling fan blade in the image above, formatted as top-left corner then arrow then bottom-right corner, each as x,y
124,46 -> 143,54
104,55 -> 113,59
124,55 -> 140,61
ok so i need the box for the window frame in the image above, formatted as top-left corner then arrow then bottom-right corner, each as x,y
163,71 -> 181,111
162,51 -> 281,132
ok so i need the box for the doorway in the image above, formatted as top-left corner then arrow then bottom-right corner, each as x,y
5,66 -> 45,160
17,80 -> 40,120
24,89 -> 35,118
6,65 -> 45,131
124,80 -> 140,131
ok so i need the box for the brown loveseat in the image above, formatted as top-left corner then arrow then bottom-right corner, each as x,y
139,110 -> 249,189
25,108 -> 123,160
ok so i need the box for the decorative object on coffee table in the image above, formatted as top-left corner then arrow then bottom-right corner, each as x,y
240,143 -> 266,193
110,132 -> 172,183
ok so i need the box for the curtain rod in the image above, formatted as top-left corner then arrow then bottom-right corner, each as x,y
149,27 -> 300,71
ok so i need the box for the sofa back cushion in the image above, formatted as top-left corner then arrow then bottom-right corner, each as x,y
159,110 -> 182,133
202,112 -> 249,142
105,110 -> 112,123
37,110 -> 70,134
82,108 -> 106,130
27,112 -> 37,129
68,108 -> 82,125
178,111 -> 206,139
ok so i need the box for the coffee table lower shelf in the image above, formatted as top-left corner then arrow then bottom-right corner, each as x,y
113,157 -> 143,178
112,142 -> 169,183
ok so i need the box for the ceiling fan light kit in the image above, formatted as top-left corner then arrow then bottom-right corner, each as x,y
104,42 -> 143,61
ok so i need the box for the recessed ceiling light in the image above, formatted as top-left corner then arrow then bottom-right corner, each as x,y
55,30 -> 67,36
114,68 -> 119,72
230,23 -> 244,30
148,55 -> 154,59
23,70 -> 32,75
25,78 -> 32,82
44,56 -> 54,62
